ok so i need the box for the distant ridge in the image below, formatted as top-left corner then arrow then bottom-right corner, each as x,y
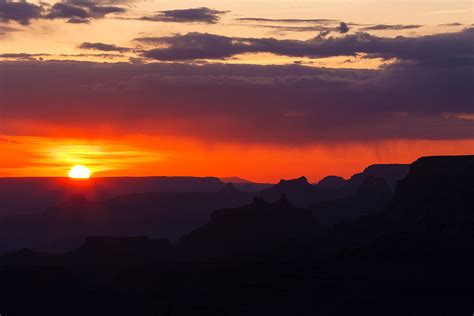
220,177 -> 254,183
331,155 -> 474,249
312,176 -> 392,225
0,176 -> 226,215
220,177 -> 273,192
347,164 -> 409,191
316,175 -> 346,190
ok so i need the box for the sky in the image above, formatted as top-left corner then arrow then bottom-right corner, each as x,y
0,0 -> 472,182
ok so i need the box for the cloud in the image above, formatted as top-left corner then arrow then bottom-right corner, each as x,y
136,28 -> 474,64
236,18 -> 337,24
46,3 -> 89,21
362,24 -> 422,31
137,33 -> 251,60
0,39 -> 472,145
45,0 -> 125,23
140,7 -> 227,24
84,0 -> 132,4
426,9 -> 468,15
0,0 -> 43,25
248,24 -> 331,33
0,53 -> 50,60
0,24 -> 21,34
243,21 -> 350,35
0,0 -> 125,25
336,22 -> 349,33
79,42 -> 131,52
0,52 -> 126,61
237,17 -> 350,35
439,23 -> 463,27
0,137 -> 21,144
66,16 -> 90,23
61,52 -> 123,59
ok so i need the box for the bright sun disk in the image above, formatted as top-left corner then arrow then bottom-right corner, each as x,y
68,165 -> 91,179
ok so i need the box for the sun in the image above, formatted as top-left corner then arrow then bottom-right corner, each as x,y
68,165 -> 91,179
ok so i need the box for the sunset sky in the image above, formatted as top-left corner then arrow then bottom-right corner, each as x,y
0,0 -> 472,182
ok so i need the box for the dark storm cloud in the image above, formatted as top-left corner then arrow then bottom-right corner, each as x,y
137,33 -> 251,60
137,28 -> 474,64
0,0 -> 43,25
79,42 -> 131,52
362,24 -> 422,31
46,3 -> 89,20
336,22 -> 349,33
45,0 -> 125,23
140,7 -> 227,24
0,28 -> 472,144
0,0 -> 125,25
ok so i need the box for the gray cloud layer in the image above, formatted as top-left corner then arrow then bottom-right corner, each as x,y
45,0 -> 125,23
137,28 -> 474,65
79,42 -> 131,52
0,44 -> 472,144
0,0 -> 43,25
242,21 -> 350,36
140,7 -> 227,24
362,24 -> 422,31
237,17 -> 423,34
0,0 -> 125,25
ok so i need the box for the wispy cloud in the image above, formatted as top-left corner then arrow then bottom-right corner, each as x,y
362,24 -> 422,31
237,17 -> 337,24
425,9 -> 469,15
79,42 -> 131,53
0,25 -> 22,35
139,7 -> 227,24
0,136 -> 165,176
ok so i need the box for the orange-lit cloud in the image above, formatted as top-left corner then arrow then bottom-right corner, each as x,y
0,135 -> 165,177
1,56 -> 472,144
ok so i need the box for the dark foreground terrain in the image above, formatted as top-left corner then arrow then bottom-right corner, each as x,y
0,156 -> 473,315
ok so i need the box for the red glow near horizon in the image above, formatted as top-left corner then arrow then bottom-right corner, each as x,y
0,135 -> 473,182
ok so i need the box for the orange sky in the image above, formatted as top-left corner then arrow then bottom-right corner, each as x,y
1,135 -> 473,183
0,0 -> 472,181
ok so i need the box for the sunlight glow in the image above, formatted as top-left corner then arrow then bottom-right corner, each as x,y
68,165 -> 91,179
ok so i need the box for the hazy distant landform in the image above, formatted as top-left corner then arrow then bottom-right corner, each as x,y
0,163 -> 408,252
